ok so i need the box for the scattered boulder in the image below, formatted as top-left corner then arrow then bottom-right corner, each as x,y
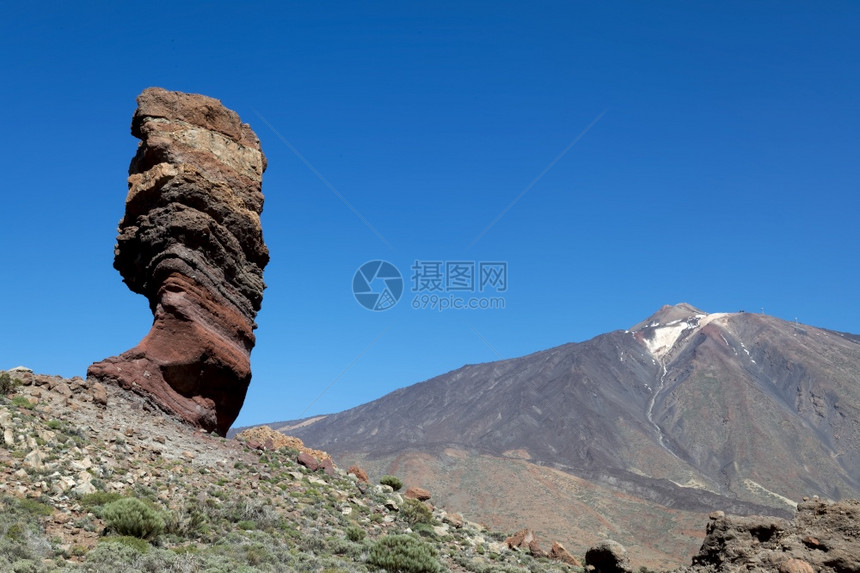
550,541 -> 583,567
505,528 -> 546,557
779,559 -> 815,573
23,449 -> 44,470
404,486 -> 431,501
442,512 -> 464,529
297,452 -> 319,472
347,465 -> 369,483
87,87 -> 269,436
235,426 -> 332,463
319,456 -> 335,476
585,540 -> 632,573
91,382 -> 107,406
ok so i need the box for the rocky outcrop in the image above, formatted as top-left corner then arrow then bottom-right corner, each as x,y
550,542 -> 582,567
505,528 -> 546,558
585,540 -> 633,573
88,88 -> 269,435
234,426 -> 332,463
679,498 -> 859,573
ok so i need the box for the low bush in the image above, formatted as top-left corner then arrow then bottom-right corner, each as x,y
101,497 -> 164,540
164,503 -> 207,538
80,491 -> 123,511
380,475 -> 403,491
17,498 -> 53,517
10,395 -> 33,409
368,534 -> 441,573
345,524 -> 365,542
0,372 -> 16,394
402,498 -> 434,526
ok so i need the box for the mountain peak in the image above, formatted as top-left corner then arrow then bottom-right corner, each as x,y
630,303 -> 707,332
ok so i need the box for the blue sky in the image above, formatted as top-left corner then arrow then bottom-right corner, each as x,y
1,2 -> 858,428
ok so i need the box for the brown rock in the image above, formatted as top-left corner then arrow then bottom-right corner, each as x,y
91,382 -> 108,406
87,87 -> 269,436
297,452 -> 319,471
442,512 -> 464,528
347,465 -> 369,483
235,426 -> 332,462
505,528 -> 545,557
319,457 -> 335,476
688,499 -> 860,573
779,558 -> 815,573
404,486 -> 431,501
550,541 -> 582,567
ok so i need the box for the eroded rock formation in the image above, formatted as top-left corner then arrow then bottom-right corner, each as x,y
88,87 -> 268,435
677,498 -> 860,573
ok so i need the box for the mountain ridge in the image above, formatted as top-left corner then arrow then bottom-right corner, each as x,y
253,304 -> 860,566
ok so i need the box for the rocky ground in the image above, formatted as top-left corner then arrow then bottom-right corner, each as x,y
678,501 -> 859,573
0,370 -> 582,572
1,369 -> 856,573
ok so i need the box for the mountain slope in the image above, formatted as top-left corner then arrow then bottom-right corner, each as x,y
269,304 -> 860,566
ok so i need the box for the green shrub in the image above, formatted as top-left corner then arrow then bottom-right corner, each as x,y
101,497 -> 164,539
101,535 -> 150,553
0,372 -> 16,395
380,475 -> 403,491
16,498 -> 53,517
164,504 -> 207,538
80,491 -> 123,510
402,498 -> 434,526
10,396 -> 33,409
368,534 -> 441,573
345,524 -> 365,542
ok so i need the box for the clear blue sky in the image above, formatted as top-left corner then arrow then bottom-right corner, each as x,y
1,2 -> 857,428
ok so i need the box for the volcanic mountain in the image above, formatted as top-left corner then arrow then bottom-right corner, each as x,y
260,304 -> 860,567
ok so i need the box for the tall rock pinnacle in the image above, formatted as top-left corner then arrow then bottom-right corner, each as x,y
88,88 -> 269,435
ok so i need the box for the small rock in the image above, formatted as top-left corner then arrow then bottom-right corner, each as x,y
404,486 -> 431,501
90,382 -> 108,405
443,512 -> 464,528
73,481 -> 96,496
23,449 -> 44,470
54,383 -> 73,398
779,559 -> 815,573
384,499 -> 400,512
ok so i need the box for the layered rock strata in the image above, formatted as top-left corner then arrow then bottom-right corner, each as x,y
88,87 -> 268,435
